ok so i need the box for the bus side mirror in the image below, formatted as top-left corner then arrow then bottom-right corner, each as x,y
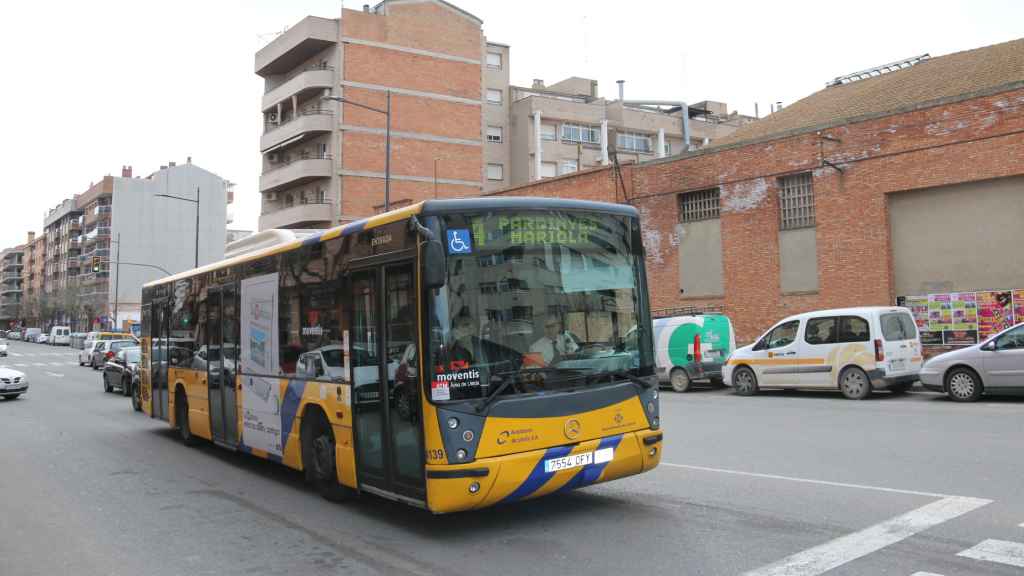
423,240 -> 446,290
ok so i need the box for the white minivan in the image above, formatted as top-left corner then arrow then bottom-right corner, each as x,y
49,326 -> 71,346
724,306 -> 922,399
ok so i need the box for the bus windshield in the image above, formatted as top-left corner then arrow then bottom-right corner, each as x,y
428,210 -> 652,403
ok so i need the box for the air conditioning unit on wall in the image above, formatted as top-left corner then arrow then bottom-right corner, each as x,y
265,192 -> 277,202
267,152 -> 280,163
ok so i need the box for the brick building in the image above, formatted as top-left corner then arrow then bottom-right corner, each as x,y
256,0 -> 488,229
490,38 -> 1024,344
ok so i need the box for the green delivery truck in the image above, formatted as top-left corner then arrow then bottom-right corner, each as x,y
654,313 -> 735,392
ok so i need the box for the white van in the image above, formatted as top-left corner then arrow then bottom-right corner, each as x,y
653,313 -> 736,392
724,306 -> 922,399
49,326 -> 71,346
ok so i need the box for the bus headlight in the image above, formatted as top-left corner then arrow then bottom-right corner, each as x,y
456,448 -> 467,460
469,482 -> 480,494
447,417 -> 459,429
462,430 -> 474,442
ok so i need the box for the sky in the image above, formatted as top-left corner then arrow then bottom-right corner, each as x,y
0,0 -> 1020,250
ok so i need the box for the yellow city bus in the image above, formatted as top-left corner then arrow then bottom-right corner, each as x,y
139,197 -> 661,513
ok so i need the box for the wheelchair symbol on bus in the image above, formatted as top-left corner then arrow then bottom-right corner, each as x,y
446,229 -> 473,254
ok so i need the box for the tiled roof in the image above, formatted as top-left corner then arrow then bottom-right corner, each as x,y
716,38 -> 1024,146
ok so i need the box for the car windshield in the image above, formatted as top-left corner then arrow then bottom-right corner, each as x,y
428,210 -> 652,403
124,349 -> 142,364
321,349 -> 343,367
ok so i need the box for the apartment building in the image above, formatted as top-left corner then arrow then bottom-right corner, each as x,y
0,246 -> 25,327
491,77 -> 754,190
256,1 -> 490,229
43,197 -> 85,308
20,231 -> 46,327
37,161 -> 230,331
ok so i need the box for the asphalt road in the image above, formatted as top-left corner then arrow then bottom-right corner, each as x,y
2,338 -> 1023,576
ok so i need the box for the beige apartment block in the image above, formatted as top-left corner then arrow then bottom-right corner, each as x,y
0,245 -> 25,326
498,78 -> 755,189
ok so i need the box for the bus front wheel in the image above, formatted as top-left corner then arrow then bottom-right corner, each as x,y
175,390 -> 200,446
302,411 -> 355,502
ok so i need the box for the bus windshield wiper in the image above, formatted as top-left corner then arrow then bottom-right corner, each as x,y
587,370 -> 655,390
475,367 -> 587,413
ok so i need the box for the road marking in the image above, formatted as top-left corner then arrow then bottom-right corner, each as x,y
44,372 -> 64,378
13,363 -> 26,367
1019,522 -> 1024,528
910,572 -> 945,575
957,539 -> 1024,568
743,497 -> 992,576
662,462 -> 955,498
33,362 -> 47,367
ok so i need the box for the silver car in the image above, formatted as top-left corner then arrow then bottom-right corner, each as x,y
920,322 -> 1024,401
0,367 -> 28,400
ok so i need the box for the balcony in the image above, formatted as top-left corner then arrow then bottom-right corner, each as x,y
0,286 -> 21,295
259,202 -> 334,230
263,66 -> 334,111
255,16 -> 337,76
259,156 -> 332,194
261,109 -> 333,152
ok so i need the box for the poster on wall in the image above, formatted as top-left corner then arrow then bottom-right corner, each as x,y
905,295 -> 942,344
943,330 -> 979,346
1015,290 -> 1024,328
240,273 -> 283,457
928,294 -> 952,332
950,292 -> 978,330
978,291 -> 1014,340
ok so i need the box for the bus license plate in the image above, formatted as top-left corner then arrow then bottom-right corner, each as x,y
545,452 -> 593,473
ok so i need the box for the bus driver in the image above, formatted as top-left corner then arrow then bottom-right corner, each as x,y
530,315 -> 579,364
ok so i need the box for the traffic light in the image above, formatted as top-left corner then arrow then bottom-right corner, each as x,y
92,256 -> 101,273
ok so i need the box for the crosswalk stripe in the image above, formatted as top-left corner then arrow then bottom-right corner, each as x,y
910,572 -> 944,576
742,497 -> 992,576
958,539 -> 1024,568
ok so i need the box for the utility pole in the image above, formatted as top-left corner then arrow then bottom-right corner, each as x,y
113,233 -> 120,331
385,89 -> 391,211
194,186 -> 200,268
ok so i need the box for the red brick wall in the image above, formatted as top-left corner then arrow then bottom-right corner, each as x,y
339,2 -> 484,221
491,88 -> 1024,343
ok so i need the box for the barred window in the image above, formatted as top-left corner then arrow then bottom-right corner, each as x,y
561,123 -> 600,144
779,173 -> 815,230
678,188 -> 720,222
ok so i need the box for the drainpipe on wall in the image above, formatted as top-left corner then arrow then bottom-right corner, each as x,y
657,128 -> 666,159
601,120 -> 609,165
533,110 -> 542,180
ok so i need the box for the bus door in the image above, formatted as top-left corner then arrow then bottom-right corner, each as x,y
152,300 -> 170,420
207,285 -> 239,447
350,261 -> 425,502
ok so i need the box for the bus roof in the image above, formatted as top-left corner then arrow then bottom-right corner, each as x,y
144,197 -> 637,288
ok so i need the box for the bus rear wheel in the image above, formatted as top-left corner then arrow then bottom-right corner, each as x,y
302,411 -> 355,502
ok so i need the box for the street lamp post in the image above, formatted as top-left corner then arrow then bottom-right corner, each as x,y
155,186 -> 200,268
322,91 -> 391,211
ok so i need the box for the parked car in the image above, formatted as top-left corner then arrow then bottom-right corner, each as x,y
8,330 -> 22,340
80,340 -> 102,367
34,334 -> 48,344
919,322 -> 1024,401
70,332 -> 88,349
92,340 -> 137,370
23,328 -> 42,342
49,326 -> 71,346
0,367 -> 28,400
724,306 -> 922,399
0,339 -> 7,357
653,313 -> 735,392
103,347 -> 141,396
